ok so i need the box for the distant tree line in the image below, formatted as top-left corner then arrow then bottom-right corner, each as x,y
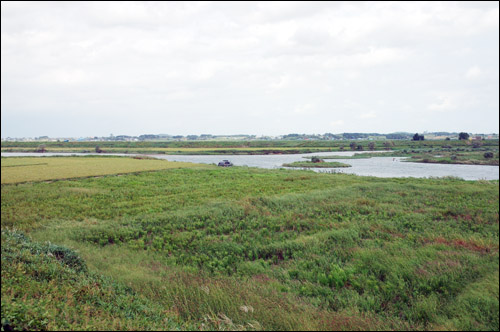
48,131 -> 482,143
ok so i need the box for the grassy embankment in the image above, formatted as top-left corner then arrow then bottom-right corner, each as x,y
2,139 -> 498,158
1,156 -> 499,330
317,147 -> 499,166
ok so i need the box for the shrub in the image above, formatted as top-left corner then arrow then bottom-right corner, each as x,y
483,152 -> 494,159
35,145 -> 46,153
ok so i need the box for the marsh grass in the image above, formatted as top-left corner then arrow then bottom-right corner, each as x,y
1,159 -> 499,330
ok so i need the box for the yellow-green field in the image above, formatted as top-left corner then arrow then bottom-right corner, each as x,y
1,157 -> 204,184
1,147 -> 314,153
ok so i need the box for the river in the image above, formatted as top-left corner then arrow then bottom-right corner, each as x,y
2,151 -> 498,180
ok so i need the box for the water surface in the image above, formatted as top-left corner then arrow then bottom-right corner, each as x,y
2,151 -> 498,180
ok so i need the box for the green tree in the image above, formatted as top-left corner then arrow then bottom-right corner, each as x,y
458,132 -> 469,140
412,133 -> 424,141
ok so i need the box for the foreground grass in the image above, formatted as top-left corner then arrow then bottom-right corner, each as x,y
1,157 -> 205,184
1,158 -> 499,330
1,229 -> 186,331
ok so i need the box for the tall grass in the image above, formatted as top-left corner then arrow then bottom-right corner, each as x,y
1,160 -> 498,330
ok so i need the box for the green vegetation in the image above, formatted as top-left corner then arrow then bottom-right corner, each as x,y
1,157 -> 499,330
283,161 -> 351,168
320,147 -> 499,166
2,139 -> 498,155
1,157 -> 204,184
1,229 -> 185,331
406,151 -> 499,166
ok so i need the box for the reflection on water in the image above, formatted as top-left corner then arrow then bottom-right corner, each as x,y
2,151 -> 498,180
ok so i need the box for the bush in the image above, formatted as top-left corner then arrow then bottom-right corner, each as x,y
483,152 -> 494,159
35,145 -> 46,153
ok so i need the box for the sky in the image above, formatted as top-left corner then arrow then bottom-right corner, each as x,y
1,1 -> 499,138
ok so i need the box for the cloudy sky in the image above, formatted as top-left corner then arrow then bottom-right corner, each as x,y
1,1 -> 499,138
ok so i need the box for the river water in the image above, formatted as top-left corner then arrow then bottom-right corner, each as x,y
2,151 -> 498,181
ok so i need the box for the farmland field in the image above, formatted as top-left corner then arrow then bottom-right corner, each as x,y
1,157 -> 499,330
1,146 -> 336,156
1,157 -> 204,184
2,139 -> 498,157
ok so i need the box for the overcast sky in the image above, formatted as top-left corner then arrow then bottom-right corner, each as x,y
1,1 -> 499,138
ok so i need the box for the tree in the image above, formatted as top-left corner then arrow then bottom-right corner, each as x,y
368,142 -> 375,150
458,132 -> 469,140
95,146 -> 102,153
412,133 -> 424,141
349,142 -> 356,150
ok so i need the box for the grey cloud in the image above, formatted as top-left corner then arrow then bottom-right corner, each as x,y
1,1 -> 498,137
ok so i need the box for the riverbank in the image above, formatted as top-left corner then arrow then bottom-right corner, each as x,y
320,149 -> 499,166
2,139 -> 498,157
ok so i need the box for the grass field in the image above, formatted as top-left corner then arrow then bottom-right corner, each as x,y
2,139 -> 498,157
1,157 -> 499,330
1,157 -> 205,184
1,146 -> 332,155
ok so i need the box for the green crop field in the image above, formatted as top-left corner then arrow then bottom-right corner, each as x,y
1,157 -> 499,330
